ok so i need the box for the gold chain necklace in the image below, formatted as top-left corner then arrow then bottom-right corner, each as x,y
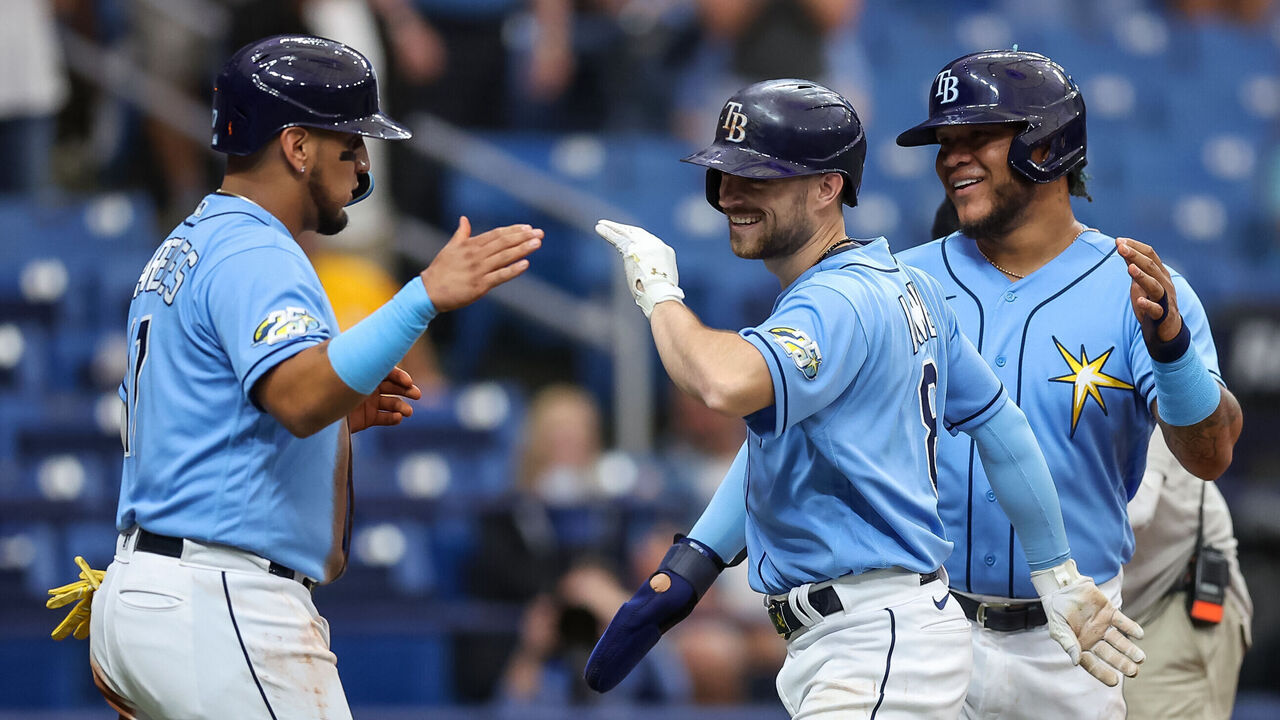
976,225 -> 1094,280
977,245 -> 1026,279
818,237 -> 857,262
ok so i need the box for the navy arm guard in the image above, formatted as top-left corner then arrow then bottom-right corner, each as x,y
583,536 -> 725,693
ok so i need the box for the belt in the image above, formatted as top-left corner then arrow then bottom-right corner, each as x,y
135,529 -> 316,591
954,593 -> 1047,632
767,569 -> 941,638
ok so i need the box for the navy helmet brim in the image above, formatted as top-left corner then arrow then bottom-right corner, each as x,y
681,143 -> 821,179
896,110 -> 1028,147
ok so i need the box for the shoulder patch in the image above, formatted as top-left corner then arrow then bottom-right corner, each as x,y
769,327 -> 822,380
253,307 -> 320,346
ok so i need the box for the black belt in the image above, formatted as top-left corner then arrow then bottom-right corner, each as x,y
134,529 -> 316,591
954,593 -> 1047,631
767,570 -> 941,638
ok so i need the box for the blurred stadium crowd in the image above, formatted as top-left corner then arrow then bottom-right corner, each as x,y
2,0 -> 1280,717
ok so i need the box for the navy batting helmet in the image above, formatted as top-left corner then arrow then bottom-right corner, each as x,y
212,35 -> 411,157
682,79 -> 867,211
896,50 -> 1086,184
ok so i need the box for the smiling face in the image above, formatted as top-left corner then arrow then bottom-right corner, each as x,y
306,130 -> 370,236
717,173 -> 825,260
934,123 -> 1036,241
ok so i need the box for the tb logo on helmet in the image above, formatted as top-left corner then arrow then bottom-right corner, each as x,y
934,70 -> 960,104
721,101 -> 749,142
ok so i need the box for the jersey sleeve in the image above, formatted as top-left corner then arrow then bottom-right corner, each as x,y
739,283 -> 868,438
940,301 -> 1008,434
1129,272 -> 1224,406
199,246 -> 335,401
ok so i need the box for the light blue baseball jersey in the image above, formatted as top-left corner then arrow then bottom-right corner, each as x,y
737,238 -> 1009,596
116,193 -> 344,582
899,229 -> 1222,598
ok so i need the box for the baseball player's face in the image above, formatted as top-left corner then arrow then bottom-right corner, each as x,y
307,132 -> 370,235
718,174 -> 817,260
934,124 -> 1034,240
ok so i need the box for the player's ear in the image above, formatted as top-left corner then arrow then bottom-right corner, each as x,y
813,173 -> 844,208
278,127 -> 310,174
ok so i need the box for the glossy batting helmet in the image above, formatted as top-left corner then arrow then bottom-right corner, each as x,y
896,50 -> 1086,184
212,35 -> 410,203
682,79 -> 867,211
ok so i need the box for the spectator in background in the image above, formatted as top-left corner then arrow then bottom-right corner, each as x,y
0,0 -> 69,198
1122,430 -> 1252,719
672,0 -> 870,143
660,382 -> 746,519
1166,0 -> 1276,24
368,0 -> 574,225
498,557 -> 691,706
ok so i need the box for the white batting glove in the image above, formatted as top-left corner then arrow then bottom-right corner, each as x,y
595,219 -> 685,318
1031,559 -> 1146,687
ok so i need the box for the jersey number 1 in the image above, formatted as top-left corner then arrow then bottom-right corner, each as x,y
918,360 -> 939,492
122,315 -> 152,457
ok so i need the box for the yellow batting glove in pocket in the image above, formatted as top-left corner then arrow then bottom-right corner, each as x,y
47,556 -> 107,641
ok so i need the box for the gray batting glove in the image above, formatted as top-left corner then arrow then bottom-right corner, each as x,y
595,219 -> 685,318
1031,559 -> 1146,687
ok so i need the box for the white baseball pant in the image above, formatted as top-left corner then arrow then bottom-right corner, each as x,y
773,568 -> 972,719
89,529 -> 351,720
960,573 -> 1126,720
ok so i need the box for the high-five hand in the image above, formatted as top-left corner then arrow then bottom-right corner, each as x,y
421,217 -> 543,312
595,219 -> 685,318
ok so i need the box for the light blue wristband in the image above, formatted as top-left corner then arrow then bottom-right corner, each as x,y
1152,343 -> 1220,426
328,278 -> 436,394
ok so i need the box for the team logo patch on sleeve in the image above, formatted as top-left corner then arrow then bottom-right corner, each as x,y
768,327 -> 822,380
253,307 -> 320,346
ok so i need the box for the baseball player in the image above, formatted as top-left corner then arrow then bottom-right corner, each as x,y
76,35 -> 542,719
580,79 -> 1142,719
895,50 -> 1243,719
1122,430 -> 1252,719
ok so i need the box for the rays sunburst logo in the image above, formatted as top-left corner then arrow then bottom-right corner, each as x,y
1048,337 -> 1134,436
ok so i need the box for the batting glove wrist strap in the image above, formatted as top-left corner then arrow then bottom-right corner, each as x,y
583,537 -> 724,693
1032,559 -> 1146,688
594,219 -> 685,318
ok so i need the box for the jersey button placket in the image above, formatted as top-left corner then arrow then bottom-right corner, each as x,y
986,490 -> 996,502
984,554 -> 996,566
1003,291 -> 1016,303
994,355 -> 1006,367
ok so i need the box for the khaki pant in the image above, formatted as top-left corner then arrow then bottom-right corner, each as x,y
1123,591 -> 1248,720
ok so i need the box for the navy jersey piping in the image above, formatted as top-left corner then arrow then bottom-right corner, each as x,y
945,385 -> 1006,431
941,237 -> 986,595
1006,245 -> 1117,597
837,261 -> 900,274
744,328 -> 789,433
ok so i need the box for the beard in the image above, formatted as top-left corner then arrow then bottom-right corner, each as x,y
309,173 -> 350,236
957,173 -> 1035,241
731,196 -> 814,260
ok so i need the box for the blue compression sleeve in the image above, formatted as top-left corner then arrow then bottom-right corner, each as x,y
1152,342 -> 1220,426
688,443 -> 749,563
968,401 -> 1071,572
327,278 -> 436,394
